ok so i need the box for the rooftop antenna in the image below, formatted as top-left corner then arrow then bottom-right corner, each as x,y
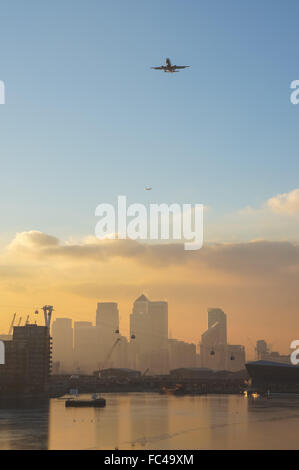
25,315 -> 30,326
17,316 -> 22,327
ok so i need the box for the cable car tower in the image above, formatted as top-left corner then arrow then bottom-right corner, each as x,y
41,305 -> 54,329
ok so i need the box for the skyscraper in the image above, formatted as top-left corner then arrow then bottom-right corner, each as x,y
130,295 -> 169,374
130,295 -> 151,359
96,302 -> 120,368
168,339 -> 196,370
255,339 -> 289,364
256,339 -> 268,360
0,324 -> 51,395
200,308 -> 245,371
150,301 -> 168,350
96,302 -> 119,331
73,321 -> 98,374
207,308 -> 227,344
52,318 -> 73,373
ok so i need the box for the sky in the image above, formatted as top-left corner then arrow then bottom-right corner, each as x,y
0,0 -> 299,355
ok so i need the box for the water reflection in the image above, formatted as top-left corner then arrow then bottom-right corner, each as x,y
1,394 -> 299,449
129,394 -> 169,448
0,402 -> 49,450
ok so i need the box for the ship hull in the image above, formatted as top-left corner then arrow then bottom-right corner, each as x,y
246,360 -> 299,394
65,398 -> 106,408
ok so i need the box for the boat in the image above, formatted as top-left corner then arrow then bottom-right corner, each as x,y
65,393 -> 106,408
160,384 -> 205,396
245,360 -> 299,395
65,398 -> 106,408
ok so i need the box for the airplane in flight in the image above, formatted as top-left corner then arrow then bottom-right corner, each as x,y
151,58 -> 190,73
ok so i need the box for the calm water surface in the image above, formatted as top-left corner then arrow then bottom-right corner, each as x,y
1,393 -> 299,450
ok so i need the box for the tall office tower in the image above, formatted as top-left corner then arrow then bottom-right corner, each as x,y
0,324 -> 51,395
52,318 -> 73,373
255,340 -> 289,364
207,308 -> 227,344
130,295 -> 151,358
129,295 -> 169,374
200,308 -> 245,371
150,301 -> 168,350
200,308 -> 228,370
96,302 -> 120,367
96,302 -> 119,330
130,301 -> 151,372
224,344 -> 246,372
131,294 -> 149,315
105,335 -> 130,370
168,339 -> 196,370
74,321 -> 98,374
256,340 -> 268,360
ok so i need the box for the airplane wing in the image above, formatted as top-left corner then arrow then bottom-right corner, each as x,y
151,66 -> 164,70
174,66 -> 190,69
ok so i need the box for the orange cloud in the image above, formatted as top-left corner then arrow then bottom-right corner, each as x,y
0,231 -> 298,355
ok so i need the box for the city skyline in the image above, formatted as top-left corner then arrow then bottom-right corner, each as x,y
0,270 -> 296,359
51,296 -> 247,375
0,1 -> 299,370
48,295 -> 288,373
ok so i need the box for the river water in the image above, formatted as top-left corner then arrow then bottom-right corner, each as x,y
0,393 -> 299,450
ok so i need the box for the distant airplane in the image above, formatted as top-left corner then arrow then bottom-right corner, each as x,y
145,186 -> 152,191
151,58 -> 190,73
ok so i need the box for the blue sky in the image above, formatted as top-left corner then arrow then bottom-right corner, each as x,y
0,0 -> 299,241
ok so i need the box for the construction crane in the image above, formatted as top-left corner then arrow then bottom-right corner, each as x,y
99,338 -> 121,376
8,313 -> 16,335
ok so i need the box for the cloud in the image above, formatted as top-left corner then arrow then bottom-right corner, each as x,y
267,188 -> 299,214
237,188 -> 299,216
206,188 -> 299,243
6,230 -> 190,266
5,231 -> 299,280
198,240 -> 299,277
8,231 -> 59,252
